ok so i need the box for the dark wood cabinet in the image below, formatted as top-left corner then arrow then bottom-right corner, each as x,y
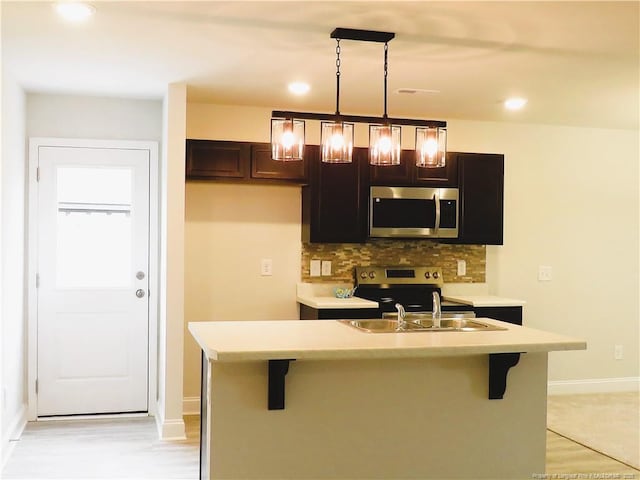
475,306 -> 522,326
454,153 -> 504,245
302,147 -> 369,243
370,150 -> 458,187
299,304 -> 379,320
250,143 -> 306,181
186,139 -> 307,183
186,140 -> 249,179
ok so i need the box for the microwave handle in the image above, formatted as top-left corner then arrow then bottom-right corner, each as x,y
434,191 -> 441,234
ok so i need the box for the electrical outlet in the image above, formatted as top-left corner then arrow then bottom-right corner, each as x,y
310,260 -> 321,277
260,259 -> 273,276
457,260 -> 466,277
538,265 -> 552,281
321,260 -> 332,276
614,344 -> 623,360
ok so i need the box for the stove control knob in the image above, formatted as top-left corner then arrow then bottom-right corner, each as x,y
433,271 -> 439,279
368,271 -> 376,279
424,272 -> 431,279
360,272 -> 368,279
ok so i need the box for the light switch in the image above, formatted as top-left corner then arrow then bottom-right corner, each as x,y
321,260 -> 332,276
260,259 -> 273,276
457,260 -> 466,276
310,260 -> 321,277
538,265 -> 552,281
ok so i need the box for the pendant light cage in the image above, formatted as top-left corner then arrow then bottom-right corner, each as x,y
271,118 -> 305,161
321,121 -> 354,163
369,124 -> 401,166
415,126 -> 447,168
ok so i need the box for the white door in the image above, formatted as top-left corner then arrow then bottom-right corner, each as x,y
36,145 -> 150,416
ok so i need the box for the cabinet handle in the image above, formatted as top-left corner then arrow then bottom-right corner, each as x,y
434,192 -> 441,234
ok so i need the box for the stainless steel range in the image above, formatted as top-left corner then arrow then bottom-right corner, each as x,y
354,265 -> 450,314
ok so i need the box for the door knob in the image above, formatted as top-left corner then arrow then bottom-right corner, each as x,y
136,289 -> 146,298
136,271 -> 146,280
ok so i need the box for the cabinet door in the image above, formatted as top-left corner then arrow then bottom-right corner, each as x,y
414,151 -> 458,186
302,147 -> 369,243
370,150 -> 412,185
370,150 -> 458,187
250,142 -> 307,182
186,140 -> 249,179
456,153 -> 504,245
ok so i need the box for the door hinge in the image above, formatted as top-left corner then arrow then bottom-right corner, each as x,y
35,379 -> 39,394
36,273 -> 40,288
36,166 -> 40,182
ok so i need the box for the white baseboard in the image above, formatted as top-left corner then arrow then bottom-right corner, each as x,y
183,396 -> 200,415
154,402 -> 186,440
548,376 -> 640,395
1,404 -> 28,470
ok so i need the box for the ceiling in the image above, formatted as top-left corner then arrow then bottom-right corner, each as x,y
2,1 -> 639,129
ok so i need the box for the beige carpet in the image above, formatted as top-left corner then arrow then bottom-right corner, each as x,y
547,392 -> 640,469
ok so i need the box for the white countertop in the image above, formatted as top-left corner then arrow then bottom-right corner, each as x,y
442,295 -> 526,307
296,283 -> 524,309
296,282 -> 378,309
188,319 -> 585,362
297,295 -> 379,309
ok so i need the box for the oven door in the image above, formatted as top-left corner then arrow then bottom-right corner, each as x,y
369,186 -> 458,238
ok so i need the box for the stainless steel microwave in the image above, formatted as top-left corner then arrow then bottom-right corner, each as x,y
369,186 -> 459,239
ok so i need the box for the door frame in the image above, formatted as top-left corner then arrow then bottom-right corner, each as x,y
27,137 -> 159,421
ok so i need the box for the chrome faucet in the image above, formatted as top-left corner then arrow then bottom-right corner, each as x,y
395,303 -> 406,331
432,291 -> 442,328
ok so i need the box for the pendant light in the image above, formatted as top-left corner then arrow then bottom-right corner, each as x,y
271,28 -> 447,167
321,38 -> 354,163
415,126 -> 447,168
271,118 -> 304,161
369,42 -> 401,166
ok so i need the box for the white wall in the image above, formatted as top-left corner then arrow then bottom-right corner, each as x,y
157,83 -> 186,439
449,119 -> 639,384
27,93 -> 162,140
183,183 -> 302,398
185,102 -> 639,397
1,70 -> 27,467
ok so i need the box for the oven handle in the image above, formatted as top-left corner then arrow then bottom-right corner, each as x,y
434,191 -> 441,234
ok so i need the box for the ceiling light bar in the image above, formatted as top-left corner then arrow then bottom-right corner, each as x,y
272,111 -> 446,128
330,28 -> 395,43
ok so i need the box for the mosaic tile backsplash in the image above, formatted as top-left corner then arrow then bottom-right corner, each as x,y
301,239 -> 485,284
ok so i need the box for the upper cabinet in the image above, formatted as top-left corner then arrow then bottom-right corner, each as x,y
370,150 -> 458,187
302,147 -> 369,243
186,139 -> 307,183
454,152 -> 504,245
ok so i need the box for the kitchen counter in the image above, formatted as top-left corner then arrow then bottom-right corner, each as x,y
189,318 -> 582,362
295,282 -> 378,309
190,319 -> 585,479
443,294 -> 526,307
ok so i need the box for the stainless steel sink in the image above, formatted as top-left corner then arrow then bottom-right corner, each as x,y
340,316 -> 507,333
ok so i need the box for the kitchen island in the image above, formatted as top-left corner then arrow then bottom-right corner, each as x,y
189,319 -> 585,479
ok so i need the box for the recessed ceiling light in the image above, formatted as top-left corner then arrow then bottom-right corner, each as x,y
288,82 -> 310,96
504,97 -> 527,111
55,2 -> 96,22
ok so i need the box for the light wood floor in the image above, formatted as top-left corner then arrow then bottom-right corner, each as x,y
2,415 -> 638,478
